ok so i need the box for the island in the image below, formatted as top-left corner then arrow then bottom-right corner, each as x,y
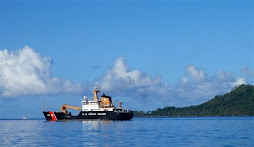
133,84 -> 254,117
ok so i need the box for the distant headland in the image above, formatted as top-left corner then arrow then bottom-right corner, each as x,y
134,84 -> 254,117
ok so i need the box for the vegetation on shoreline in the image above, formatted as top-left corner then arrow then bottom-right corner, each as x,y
133,84 -> 254,117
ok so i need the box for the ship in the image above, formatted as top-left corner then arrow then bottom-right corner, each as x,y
43,87 -> 133,121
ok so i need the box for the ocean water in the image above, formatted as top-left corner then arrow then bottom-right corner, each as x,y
0,117 -> 254,147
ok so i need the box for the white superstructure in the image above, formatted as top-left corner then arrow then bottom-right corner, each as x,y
81,99 -> 99,111
81,87 -> 116,112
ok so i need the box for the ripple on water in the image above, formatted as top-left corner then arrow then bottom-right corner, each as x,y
0,117 -> 254,146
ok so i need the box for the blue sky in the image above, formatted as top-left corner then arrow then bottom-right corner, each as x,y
0,0 -> 253,118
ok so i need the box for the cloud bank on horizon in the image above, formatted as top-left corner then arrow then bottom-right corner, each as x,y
0,46 -> 250,106
100,57 -> 246,106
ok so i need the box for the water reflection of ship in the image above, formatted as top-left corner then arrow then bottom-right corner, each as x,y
82,120 -> 112,130
81,120 -> 114,146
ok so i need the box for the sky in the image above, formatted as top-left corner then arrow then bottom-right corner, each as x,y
0,0 -> 253,119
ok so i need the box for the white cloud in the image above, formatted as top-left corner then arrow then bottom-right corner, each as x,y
181,77 -> 189,84
100,58 -> 248,108
174,68 -> 246,106
0,47 -> 249,109
186,65 -> 205,82
0,46 -> 84,97
101,57 -> 170,98
231,78 -> 246,87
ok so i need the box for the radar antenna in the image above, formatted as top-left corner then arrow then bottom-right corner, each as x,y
93,84 -> 101,92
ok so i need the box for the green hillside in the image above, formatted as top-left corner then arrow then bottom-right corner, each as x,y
134,84 -> 254,117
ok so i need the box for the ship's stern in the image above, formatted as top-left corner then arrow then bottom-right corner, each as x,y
43,111 -> 67,121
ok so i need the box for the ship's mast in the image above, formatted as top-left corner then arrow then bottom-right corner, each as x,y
93,85 -> 101,101
42,99 -> 45,112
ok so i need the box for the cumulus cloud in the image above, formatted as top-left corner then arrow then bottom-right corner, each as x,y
0,47 -> 249,108
101,57 -> 170,98
186,65 -> 205,82
100,58 -> 247,108
175,67 -> 246,105
0,46 -> 84,97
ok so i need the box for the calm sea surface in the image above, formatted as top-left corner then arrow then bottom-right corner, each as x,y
0,117 -> 254,147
